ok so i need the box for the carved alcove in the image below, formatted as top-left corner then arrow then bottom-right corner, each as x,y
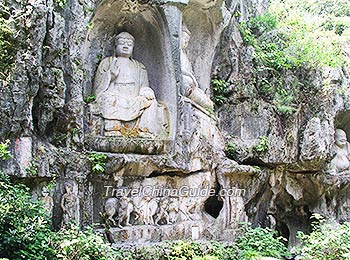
182,0 -> 228,95
328,110 -> 350,174
174,0 -> 227,159
82,0 -> 178,148
334,110 -> 350,139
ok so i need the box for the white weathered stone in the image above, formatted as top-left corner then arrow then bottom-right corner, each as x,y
329,129 -> 350,174
14,137 -> 33,177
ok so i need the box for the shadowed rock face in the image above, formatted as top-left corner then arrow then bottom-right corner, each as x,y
1,0 -> 350,247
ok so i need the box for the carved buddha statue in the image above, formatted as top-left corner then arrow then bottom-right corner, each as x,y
181,25 -> 214,110
330,129 -> 350,173
94,32 -> 168,137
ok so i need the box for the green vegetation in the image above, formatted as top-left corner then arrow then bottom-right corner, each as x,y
84,94 -> 96,103
0,140 -> 11,160
211,79 -> 228,105
237,223 -> 290,259
0,145 -> 118,259
53,226 -> 118,260
254,136 -> 269,152
295,214 -> 350,259
112,240 -> 239,259
86,22 -> 94,30
0,172 -> 56,259
0,173 -> 118,259
238,0 -> 350,115
224,141 -> 236,159
24,161 -> 39,177
54,0 -> 67,9
89,152 -> 107,173
0,4 -> 17,81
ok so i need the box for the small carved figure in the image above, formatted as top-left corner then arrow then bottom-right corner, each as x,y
118,196 -> 134,227
41,186 -> 53,216
60,182 -> 79,226
104,197 -> 119,226
168,198 -> 179,224
144,197 -> 159,225
155,197 -> 170,225
132,196 -> 147,225
94,31 -> 168,137
179,198 -> 197,221
330,129 -> 350,173
181,24 -> 213,110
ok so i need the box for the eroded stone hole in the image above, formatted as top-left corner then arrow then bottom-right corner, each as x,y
277,221 -> 290,245
204,185 -> 223,218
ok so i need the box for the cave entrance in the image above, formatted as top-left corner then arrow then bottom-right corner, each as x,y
277,221 -> 290,245
204,185 -> 224,218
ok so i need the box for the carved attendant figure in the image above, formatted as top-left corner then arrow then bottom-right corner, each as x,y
41,186 -> 53,216
330,129 -> 350,173
94,32 -> 168,137
61,182 -> 79,226
155,197 -> 170,225
104,197 -> 119,226
118,195 -> 134,227
181,25 -> 214,110
168,198 -> 179,224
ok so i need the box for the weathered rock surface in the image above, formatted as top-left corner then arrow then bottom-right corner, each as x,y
1,0 -> 350,248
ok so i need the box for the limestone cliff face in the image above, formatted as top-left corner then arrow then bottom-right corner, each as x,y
1,0 -> 350,246
212,0 -> 350,245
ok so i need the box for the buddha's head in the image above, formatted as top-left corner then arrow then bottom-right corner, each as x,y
115,32 -> 135,58
335,129 -> 348,148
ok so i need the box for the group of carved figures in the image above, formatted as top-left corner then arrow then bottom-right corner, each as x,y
52,129 -> 350,229
104,196 -> 199,228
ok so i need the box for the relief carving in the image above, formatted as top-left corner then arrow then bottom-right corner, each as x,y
60,182 -> 79,226
103,195 -> 198,228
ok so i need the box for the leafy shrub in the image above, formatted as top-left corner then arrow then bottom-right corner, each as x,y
89,152 -> 107,173
236,223 -> 290,259
53,226 -> 118,260
0,172 -> 56,259
294,214 -> 350,259
24,161 -> 39,177
0,140 -> 11,160
238,0 -> 350,116
211,79 -> 228,105
204,241 -> 238,260
167,240 -> 203,259
84,94 -> 96,104
224,142 -> 236,159
254,136 -> 269,152
0,170 -> 118,260
0,4 -> 17,80
121,241 -> 238,260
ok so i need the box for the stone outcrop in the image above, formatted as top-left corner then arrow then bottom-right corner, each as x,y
1,0 -> 350,248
